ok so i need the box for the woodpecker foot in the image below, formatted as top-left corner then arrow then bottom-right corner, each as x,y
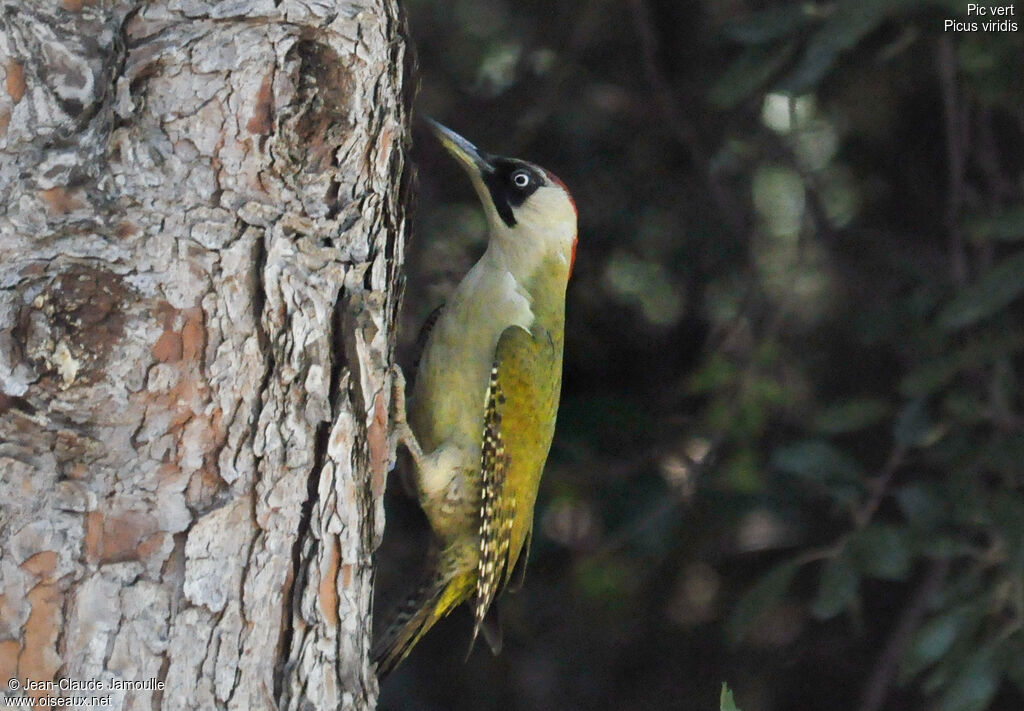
389,364 -> 426,474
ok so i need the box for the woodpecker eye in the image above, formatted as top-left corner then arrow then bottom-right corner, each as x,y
484,159 -> 542,226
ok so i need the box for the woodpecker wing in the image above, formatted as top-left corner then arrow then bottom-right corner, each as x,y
470,321 -> 562,648
411,303 -> 445,378
506,526 -> 532,593
471,357 -> 514,648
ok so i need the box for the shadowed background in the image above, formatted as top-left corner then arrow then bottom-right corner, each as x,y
376,1 -> 1024,709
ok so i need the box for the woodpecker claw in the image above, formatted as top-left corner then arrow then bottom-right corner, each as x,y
389,364 -> 426,474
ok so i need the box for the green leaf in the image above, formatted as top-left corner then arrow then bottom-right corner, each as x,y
811,555 -> 859,620
573,559 -> 640,605
942,390 -> 988,425
965,206 -> 1024,242
937,249 -> 1024,331
981,434 -> 1024,477
896,483 -> 946,529
901,330 -> 1024,396
727,559 -> 801,642
721,5 -> 814,44
893,399 -> 930,447
1005,638 -> 1024,696
724,448 -> 763,494
711,43 -> 796,110
689,353 -> 739,393
938,646 -> 1001,711
772,440 -> 862,484
920,535 -> 960,559
813,398 -> 890,434
778,0 -> 915,93
720,683 -> 742,711
901,607 -> 969,680
848,524 -> 912,581
989,492 -> 1024,576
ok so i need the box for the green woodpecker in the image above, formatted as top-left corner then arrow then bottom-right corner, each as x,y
374,120 -> 577,677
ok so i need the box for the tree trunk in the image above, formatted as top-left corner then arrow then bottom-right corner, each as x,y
0,2 -> 408,709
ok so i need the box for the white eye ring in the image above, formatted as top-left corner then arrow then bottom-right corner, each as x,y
512,170 -> 530,188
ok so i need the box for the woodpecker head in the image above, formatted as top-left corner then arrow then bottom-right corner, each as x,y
427,118 -> 578,279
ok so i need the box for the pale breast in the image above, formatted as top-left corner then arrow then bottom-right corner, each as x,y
410,259 -> 534,456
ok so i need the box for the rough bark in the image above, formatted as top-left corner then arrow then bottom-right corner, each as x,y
0,1 -> 408,709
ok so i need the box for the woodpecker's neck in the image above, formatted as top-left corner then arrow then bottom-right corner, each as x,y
484,220 -> 575,290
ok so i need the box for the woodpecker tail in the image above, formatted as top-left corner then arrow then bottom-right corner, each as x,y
372,553 -> 473,679
372,577 -> 445,679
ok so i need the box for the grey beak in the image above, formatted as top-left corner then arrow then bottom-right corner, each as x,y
424,117 -> 494,174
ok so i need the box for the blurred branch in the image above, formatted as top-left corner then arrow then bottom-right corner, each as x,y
797,442 -> 906,566
852,444 -> 906,529
974,110 -> 1021,430
856,559 -> 950,711
976,107 -> 1015,202
933,39 -> 1023,443
792,543 -> 844,567
626,0 -> 748,237
846,441 -> 926,711
937,36 -> 969,287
